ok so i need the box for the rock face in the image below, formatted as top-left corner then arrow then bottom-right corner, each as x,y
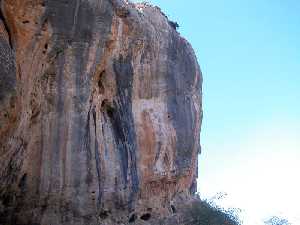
0,0 -> 202,224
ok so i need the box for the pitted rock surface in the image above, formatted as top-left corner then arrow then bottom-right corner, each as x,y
0,1 -> 202,225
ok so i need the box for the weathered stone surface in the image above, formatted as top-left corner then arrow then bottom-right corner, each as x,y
0,1 -> 202,224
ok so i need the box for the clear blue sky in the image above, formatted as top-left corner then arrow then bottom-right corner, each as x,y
133,1 -> 300,224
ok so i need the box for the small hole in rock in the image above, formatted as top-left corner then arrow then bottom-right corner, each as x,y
98,80 -> 104,94
97,70 -> 105,94
106,107 -> 114,118
18,173 -> 27,191
22,20 -> 30,24
101,100 -> 107,108
101,100 -> 114,118
2,195 -> 12,206
171,205 -> 176,214
147,208 -> 152,212
99,70 -> 105,77
140,213 -> 151,221
42,44 -> 48,54
128,214 -> 137,223
99,210 -> 109,219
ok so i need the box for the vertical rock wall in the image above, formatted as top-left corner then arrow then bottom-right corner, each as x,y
0,1 -> 202,224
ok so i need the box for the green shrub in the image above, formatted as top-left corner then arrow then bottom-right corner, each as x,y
183,199 -> 241,225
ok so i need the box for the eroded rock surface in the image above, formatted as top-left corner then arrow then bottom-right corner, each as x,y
0,0 -> 202,224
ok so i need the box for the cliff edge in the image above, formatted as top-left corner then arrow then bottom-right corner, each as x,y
0,0 -> 202,224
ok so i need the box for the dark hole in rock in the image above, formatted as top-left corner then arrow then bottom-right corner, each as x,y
98,81 -> 104,94
106,106 -> 114,118
99,210 -> 109,219
101,100 -> 106,108
101,99 -> 114,118
97,70 -> 105,94
18,173 -> 27,192
140,213 -> 151,221
22,20 -> 30,24
41,203 -> 47,212
171,205 -> 176,214
147,207 -> 152,212
66,39 -> 73,46
42,43 -> 48,54
128,214 -> 137,223
2,195 -> 11,206
31,107 -> 40,120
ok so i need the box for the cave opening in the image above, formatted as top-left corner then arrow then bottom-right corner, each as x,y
101,99 -> 115,118
140,213 -> 151,221
171,205 -> 176,214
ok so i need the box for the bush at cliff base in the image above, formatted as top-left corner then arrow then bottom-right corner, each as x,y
183,199 -> 242,225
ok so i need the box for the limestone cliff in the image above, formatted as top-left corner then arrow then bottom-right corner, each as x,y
0,0 -> 202,224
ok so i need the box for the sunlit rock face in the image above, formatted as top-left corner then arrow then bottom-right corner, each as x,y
0,0 -> 202,224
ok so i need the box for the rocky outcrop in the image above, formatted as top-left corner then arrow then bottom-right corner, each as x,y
0,0 -> 202,224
